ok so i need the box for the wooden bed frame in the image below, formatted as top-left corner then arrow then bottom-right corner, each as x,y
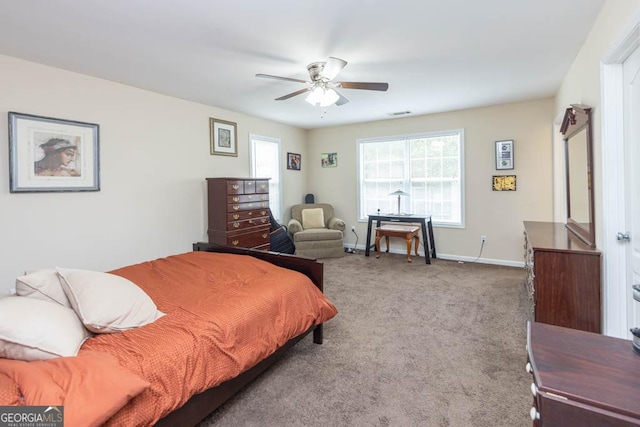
154,243 -> 325,427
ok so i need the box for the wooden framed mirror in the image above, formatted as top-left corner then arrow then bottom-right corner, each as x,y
560,104 -> 595,248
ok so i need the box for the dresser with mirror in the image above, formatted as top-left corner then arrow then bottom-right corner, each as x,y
523,104 -> 601,333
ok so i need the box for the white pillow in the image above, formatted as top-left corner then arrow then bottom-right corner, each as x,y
15,269 -> 72,308
56,268 -> 165,334
301,208 -> 325,229
0,296 -> 91,361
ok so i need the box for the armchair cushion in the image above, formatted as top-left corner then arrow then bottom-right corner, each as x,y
301,208 -> 325,229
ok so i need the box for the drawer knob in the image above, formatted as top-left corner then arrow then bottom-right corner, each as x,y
232,240 -> 239,246
248,212 -> 253,216
249,220 -> 255,225
525,362 -> 532,374
233,196 -> 239,202
261,218 -> 267,223
530,383 -> 537,397
262,233 -> 268,238
233,205 -> 239,211
233,214 -> 240,220
261,210 -> 266,215
232,184 -> 239,190
530,407 -> 540,420
233,222 -> 240,228
261,195 -> 267,200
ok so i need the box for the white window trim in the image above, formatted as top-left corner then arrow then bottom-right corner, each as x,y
356,129 -> 465,228
249,133 -> 283,222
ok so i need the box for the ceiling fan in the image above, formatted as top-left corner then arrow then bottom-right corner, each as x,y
256,57 -> 389,107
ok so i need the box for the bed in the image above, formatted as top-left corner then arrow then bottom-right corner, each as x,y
0,243 -> 337,426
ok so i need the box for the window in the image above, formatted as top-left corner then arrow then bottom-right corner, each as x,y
250,134 -> 282,221
358,130 -> 464,227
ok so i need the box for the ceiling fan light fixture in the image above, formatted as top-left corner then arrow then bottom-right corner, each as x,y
305,86 -> 324,105
319,88 -> 339,107
305,85 -> 339,107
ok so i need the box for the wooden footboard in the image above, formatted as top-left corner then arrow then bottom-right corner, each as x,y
154,243 -> 326,427
193,242 -> 323,292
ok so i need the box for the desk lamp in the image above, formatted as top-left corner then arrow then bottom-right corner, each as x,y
389,189 -> 409,214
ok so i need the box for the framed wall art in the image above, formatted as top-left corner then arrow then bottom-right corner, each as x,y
8,111 -> 100,193
321,152 -> 337,168
495,140 -> 514,170
492,175 -> 516,191
210,118 -> 237,157
287,152 -> 301,170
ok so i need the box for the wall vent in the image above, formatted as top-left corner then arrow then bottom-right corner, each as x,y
388,111 -> 411,116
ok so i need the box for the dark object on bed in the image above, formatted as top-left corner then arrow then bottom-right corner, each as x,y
269,212 -> 295,254
154,243 -> 325,427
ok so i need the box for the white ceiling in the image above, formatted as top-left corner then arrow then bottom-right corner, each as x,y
0,1 -> 604,129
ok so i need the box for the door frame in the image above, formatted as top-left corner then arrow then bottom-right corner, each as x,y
601,18 -> 640,338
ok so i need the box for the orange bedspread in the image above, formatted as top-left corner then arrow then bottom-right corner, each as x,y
80,251 -> 337,425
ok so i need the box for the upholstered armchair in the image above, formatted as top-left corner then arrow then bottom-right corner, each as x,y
287,203 -> 345,258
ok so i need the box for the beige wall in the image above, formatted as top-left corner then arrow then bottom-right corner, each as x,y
554,0 -> 640,248
5,0 -> 636,292
0,55 -> 307,294
306,98 -> 555,264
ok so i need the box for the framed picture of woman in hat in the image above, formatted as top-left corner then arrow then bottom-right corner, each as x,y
8,112 -> 100,192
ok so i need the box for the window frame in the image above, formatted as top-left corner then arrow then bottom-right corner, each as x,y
356,129 -> 465,228
249,133 -> 283,222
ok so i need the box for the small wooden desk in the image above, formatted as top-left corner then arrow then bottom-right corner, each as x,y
375,225 -> 420,262
365,214 -> 436,264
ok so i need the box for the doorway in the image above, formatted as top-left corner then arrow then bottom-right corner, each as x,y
623,45 -> 640,328
602,20 -> 640,338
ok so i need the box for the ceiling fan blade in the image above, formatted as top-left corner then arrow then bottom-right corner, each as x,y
337,82 -> 389,91
256,73 -> 307,84
275,87 -> 310,101
335,91 -> 349,106
322,57 -> 347,80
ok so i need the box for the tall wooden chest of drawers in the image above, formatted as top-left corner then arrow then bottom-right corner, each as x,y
207,178 -> 271,250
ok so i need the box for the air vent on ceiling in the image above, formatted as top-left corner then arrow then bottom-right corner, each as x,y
388,111 -> 411,116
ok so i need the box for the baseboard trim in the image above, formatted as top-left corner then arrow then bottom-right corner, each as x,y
435,253 -> 525,268
349,244 -> 524,268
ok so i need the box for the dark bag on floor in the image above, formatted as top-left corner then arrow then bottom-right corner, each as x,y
269,212 -> 295,254
270,226 -> 295,254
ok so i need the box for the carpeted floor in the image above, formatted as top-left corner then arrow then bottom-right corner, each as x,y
198,252 -> 532,427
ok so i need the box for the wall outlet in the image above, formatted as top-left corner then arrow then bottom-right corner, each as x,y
351,225 -> 356,232
480,235 -> 487,244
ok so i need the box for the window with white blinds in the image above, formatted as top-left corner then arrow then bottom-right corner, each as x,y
249,134 -> 282,221
358,129 -> 464,227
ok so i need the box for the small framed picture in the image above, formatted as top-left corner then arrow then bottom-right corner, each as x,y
492,175 -> 516,191
321,152 -> 337,168
8,112 -> 100,192
287,152 -> 301,170
210,118 -> 237,157
495,140 -> 514,170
